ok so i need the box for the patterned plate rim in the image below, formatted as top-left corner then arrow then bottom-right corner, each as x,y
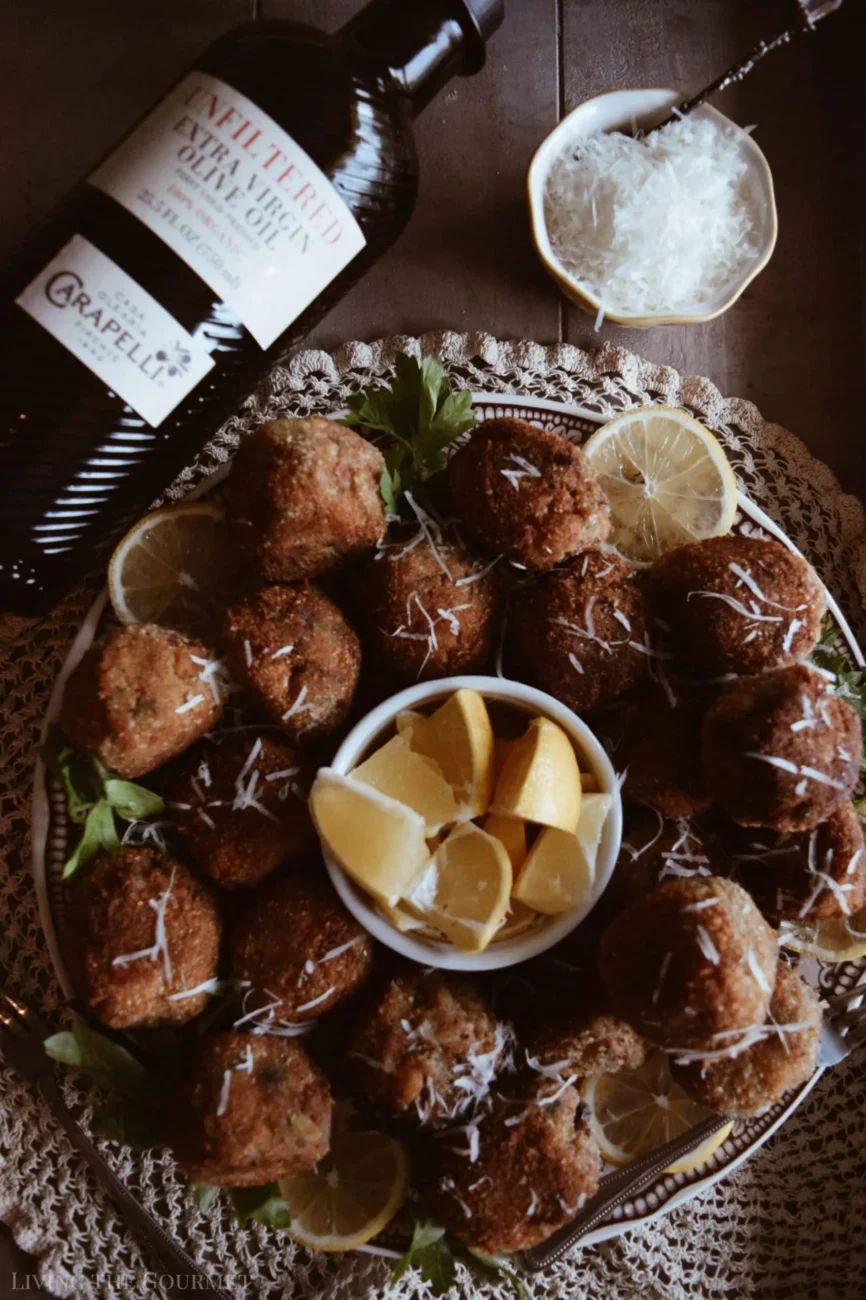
29,390 -> 866,1256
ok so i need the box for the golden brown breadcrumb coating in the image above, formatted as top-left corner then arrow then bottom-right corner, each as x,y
173,1031 -> 332,1186
222,584 -> 360,743
672,962 -> 821,1117
702,663 -> 861,832
227,417 -> 386,581
600,876 -> 778,1050
447,418 -> 610,569
647,535 -> 825,676
61,623 -> 222,779
76,848 -> 221,1029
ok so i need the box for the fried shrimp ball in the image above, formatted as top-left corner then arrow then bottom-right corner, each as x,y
75,848 -> 221,1029
447,418 -> 611,569
600,876 -> 778,1050
430,1074 -> 601,1253
173,1031 -> 332,1186
230,870 -> 374,1024
60,623 -> 222,779
347,972 -> 513,1127
672,963 -> 821,1117
527,1011 -> 650,1078
222,584 -> 360,743
166,732 -> 314,889
227,417 -> 386,581
702,663 -> 861,832
359,535 -> 501,682
601,681 -> 712,819
728,801 -> 866,925
647,535 -> 825,677
508,551 -> 648,711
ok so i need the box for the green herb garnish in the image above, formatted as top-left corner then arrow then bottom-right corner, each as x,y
393,1219 -> 456,1294
393,1219 -> 530,1298
191,1184 -> 222,1213
810,616 -> 866,721
44,1016 -> 165,1147
230,1183 -> 291,1229
41,725 -> 164,878
341,352 -> 477,521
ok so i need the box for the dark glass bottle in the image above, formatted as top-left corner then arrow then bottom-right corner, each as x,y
0,0 -> 503,617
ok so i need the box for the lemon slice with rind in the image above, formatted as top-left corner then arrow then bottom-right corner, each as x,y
407,822 -> 512,953
352,734 -> 461,835
280,1128 -> 409,1252
490,716 -> 581,833
309,769 -> 430,906
107,501 -> 240,640
583,1050 -> 733,1174
400,689 -> 495,818
780,907 -> 866,963
583,406 -> 737,566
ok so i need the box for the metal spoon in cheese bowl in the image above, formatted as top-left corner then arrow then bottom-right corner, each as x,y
309,676 -> 623,972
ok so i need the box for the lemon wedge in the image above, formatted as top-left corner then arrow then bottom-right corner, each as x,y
482,813 -> 528,871
407,822 -> 512,953
494,899 -> 541,942
309,769 -> 430,906
513,793 -> 611,915
583,1050 -> 733,1173
352,734 -> 460,835
490,716 -> 581,833
583,406 -> 737,566
401,689 -> 495,818
107,501 -> 240,640
280,1127 -> 409,1252
780,907 -> 866,963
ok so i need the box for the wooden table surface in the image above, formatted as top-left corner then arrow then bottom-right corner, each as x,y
1,0 -> 864,1294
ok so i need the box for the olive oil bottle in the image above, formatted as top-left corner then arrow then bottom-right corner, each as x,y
0,0 -> 504,615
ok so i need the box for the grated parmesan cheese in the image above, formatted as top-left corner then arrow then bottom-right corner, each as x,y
544,116 -> 764,316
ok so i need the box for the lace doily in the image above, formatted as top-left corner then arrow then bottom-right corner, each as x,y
2,331 -> 866,1300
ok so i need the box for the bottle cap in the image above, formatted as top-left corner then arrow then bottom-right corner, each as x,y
454,0 -> 505,73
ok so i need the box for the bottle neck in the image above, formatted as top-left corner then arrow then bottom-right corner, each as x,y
338,0 -> 482,115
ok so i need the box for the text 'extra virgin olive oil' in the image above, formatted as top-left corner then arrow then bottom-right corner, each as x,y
0,0 -> 504,617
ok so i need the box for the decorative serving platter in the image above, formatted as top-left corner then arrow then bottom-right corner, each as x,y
30,390 -> 866,1253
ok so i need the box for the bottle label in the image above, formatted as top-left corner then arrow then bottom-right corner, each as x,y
15,234 -> 216,427
89,71 -> 366,349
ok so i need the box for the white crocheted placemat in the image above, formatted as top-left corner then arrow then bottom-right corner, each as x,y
2,331 -> 866,1300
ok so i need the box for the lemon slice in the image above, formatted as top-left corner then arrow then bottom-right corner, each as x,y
107,502 -> 240,639
583,406 -> 737,566
352,734 -> 461,835
309,769 -> 430,906
490,716 -> 581,833
482,813 -> 528,871
280,1128 -> 409,1252
407,822 -> 512,953
780,907 -> 866,963
513,793 -> 612,915
583,1051 -> 733,1173
401,690 -> 495,818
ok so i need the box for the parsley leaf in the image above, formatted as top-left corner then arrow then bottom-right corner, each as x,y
41,728 -> 164,879
230,1183 -> 291,1229
393,1219 -> 456,1295
341,352 -> 476,519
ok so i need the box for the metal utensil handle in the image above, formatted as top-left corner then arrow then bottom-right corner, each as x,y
522,1113 -> 732,1271
39,1076 -> 233,1300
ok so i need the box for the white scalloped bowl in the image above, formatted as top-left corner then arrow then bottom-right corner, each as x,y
527,87 -> 778,327
318,674 -> 623,972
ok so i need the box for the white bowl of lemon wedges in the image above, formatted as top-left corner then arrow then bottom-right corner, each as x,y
309,677 -> 622,971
